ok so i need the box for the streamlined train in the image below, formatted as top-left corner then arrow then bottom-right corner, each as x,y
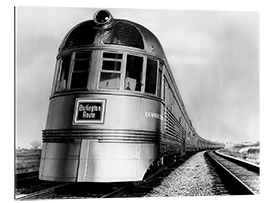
39,9 -> 224,182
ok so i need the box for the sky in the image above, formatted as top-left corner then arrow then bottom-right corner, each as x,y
15,6 -> 259,148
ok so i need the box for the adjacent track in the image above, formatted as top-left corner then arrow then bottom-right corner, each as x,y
15,162 -> 174,199
206,150 -> 259,195
16,183 -> 72,200
16,171 -> 39,183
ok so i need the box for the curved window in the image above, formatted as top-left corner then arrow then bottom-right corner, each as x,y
55,54 -> 71,92
54,52 -> 92,93
62,21 -> 97,50
157,62 -> 163,98
70,52 -> 92,89
125,55 -> 143,91
99,52 -> 123,90
145,58 -> 157,95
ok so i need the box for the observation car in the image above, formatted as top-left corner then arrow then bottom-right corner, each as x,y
39,9 -> 224,182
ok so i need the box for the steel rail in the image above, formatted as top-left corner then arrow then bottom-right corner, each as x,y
16,171 -> 39,182
206,151 -> 257,195
16,183 -> 71,200
215,150 -> 260,174
100,165 -> 169,198
100,186 -> 128,198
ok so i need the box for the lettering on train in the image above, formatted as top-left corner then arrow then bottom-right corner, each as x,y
145,112 -> 163,120
79,104 -> 101,112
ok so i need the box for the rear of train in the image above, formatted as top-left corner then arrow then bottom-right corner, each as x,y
39,10 -> 167,182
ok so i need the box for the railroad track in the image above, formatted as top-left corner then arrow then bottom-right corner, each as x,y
17,182 -> 132,199
16,153 -> 196,199
16,183 -> 72,200
100,164 -> 170,198
15,164 -> 173,199
100,185 -> 129,198
16,171 -> 39,183
206,150 -> 259,195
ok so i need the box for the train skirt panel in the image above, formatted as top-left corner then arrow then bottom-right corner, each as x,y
39,141 -> 158,182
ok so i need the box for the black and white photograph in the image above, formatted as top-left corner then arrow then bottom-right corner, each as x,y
11,1 -> 266,201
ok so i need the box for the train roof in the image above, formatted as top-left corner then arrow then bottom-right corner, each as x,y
58,12 -> 167,62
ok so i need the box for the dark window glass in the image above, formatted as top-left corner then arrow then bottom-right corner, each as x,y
102,61 -> 121,71
70,52 -> 92,89
157,68 -> 162,98
56,55 -> 71,91
145,59 -> 157,95
99,73 -> 120,89
62,56 -> 71,82
51,60 -> 61,94
70,72 -> 88,89
103,52 -> 123,59
73,60 -> 90,71
102,21 -> 144,49
75,52 -> 92,59
63,21 -> 97,49
125,55 -> 143,91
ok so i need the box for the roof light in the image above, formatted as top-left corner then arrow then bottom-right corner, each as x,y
94,10 -> 113,25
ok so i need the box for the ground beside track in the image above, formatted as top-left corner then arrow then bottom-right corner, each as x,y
145,151 -> 229,197
219,147 -> 259,165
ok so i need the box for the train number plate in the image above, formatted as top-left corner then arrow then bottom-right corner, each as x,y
73,99 -> 106,124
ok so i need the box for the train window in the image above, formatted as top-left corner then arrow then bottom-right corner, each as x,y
55,54 -> 71,92
99,52 -> 123,90
102,21 -> 144,49
73,60 -> 90,71
70,72 -> 88,88
103,52 -> 123,59
70,52 -> 92,89
62,21 -> 97,50
125,55 -> 143,91
51,60 -> 61,94
157,63 -> 163,98
164,78 -> 169,102
102,61 -> 121,71
145,58 -> 157,95
99,73 -> 121,89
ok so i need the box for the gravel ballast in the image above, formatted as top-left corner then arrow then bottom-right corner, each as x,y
145,151 -> 228,197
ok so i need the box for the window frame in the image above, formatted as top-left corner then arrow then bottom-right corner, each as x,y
66,52 -> 75,89
54,53 -> 72,93
98,51 -> 124,90
52,49 -> 165,99
69,51 -> 92,90
97,51 -> 164,99
123,54 -> 144,93
157,61 -> 164,99
144,57 -> 158,96
53,51 -> 93,94
51,59 -> 61,95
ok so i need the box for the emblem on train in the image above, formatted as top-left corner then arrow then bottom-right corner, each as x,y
73,99 -> 106,124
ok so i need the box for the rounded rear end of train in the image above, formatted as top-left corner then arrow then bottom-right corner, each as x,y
39,10 -> 164,182
39,9 -> 224,183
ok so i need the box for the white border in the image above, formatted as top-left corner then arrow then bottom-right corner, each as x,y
7,1 -> 269,203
